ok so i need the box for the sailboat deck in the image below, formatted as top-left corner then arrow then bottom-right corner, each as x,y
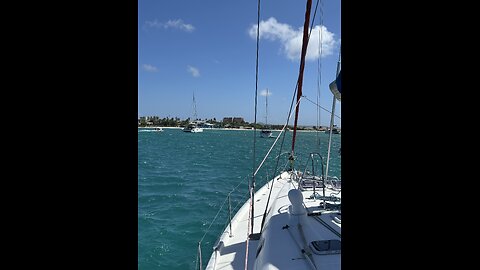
205,171 -> 341,270
205,173 -> 289,270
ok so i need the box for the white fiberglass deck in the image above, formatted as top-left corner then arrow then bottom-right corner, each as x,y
205,171 -> 341,270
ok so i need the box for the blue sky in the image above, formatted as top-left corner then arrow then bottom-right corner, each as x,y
138,0 -> 341,127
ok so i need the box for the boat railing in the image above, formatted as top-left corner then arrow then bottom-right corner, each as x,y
194,155 -> 338,268
297,153 -> 341,207
194,174 -> 250,270
298,152 -> 341,189
194,154 -> 293,270
194,133 -> 295,269
299,153 -> 325,200
300,153 -> 325,181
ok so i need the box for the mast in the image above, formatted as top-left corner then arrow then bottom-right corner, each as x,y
265,88 -> 268,127
192,91 -> 197,121
325,51 -> 341,179
291,0 -> 313,155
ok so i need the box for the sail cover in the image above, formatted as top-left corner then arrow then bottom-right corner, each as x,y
329,70 -> 342,101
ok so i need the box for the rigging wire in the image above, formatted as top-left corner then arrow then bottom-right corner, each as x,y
245,0 -> 262,268
316,0 -> 324,151
260,98 -> 302,230
302,95 -> 341,120
249,0 -> 262,236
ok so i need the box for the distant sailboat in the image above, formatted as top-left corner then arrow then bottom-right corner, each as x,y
183,92 -> 203,133
325,125 -> 340,134
260,88 -> 273,138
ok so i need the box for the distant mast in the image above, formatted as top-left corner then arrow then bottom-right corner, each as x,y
192,91 -> 198,121
265,88 -> 269,127
291,0 -> 313,155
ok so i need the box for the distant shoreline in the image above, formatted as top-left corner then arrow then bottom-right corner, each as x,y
138,126 -> 337,133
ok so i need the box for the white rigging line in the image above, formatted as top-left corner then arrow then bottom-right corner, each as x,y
302,96 -> 341,120
254,97 -> 302,177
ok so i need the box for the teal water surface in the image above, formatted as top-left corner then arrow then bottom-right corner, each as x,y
138,128 -> 341,269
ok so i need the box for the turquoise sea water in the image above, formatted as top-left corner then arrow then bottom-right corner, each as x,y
138,128 -> 341,269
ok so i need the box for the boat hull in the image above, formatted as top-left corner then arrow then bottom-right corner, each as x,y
183,127 -> 203,133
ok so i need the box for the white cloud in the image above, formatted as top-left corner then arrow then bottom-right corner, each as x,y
248,17 -> 338,61
187,65 -> 200,77
145,19 -> 195,32
142,64 -> 158,72
248,17 -> 296,41
260,89 -> 272,96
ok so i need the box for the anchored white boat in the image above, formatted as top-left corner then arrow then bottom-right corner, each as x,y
183,122 -> 204,133
196,1 -> 342,269
260,129 -> 273,138
183,92 -> 204,133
